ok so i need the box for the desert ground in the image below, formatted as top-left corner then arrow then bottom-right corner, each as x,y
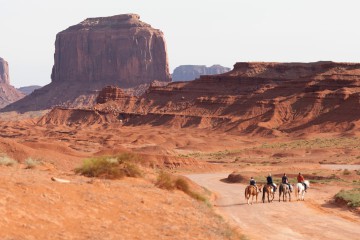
0,114 -> 359,239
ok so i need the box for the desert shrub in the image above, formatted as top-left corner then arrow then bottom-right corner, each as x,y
75,154 -> 142,179
356,170 -> 360,176
25,158 -> 41,169
155,171 -> 175,190
343,169 -> 351,175
0,155 -> 17,166
155,171 -> 207,203
335,188 -> 360,208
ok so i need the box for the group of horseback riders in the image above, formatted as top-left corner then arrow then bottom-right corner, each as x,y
249,172 -> 307,193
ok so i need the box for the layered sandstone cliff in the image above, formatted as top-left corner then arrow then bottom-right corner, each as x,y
44,61 -> 360,136
0,58 -> 25,108
3,14 -> 170,112
172,65 -> 230,81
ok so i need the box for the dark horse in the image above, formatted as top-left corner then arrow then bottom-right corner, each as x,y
279,183 -> 291,202
262,184 -> 275,203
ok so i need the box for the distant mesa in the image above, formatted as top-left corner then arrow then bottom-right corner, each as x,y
17,85 -> 42,95
172,65 -> 230,82
2,13 -> 170,113
0,57 -> 25,109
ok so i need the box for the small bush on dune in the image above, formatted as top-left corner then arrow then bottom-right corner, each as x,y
155,171 -> 207,203
25,158 -> 41,169
343,169 -> 351,175
0,155 -> 17,166
75,154 -> 142,179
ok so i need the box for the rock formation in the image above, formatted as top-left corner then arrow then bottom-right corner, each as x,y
0,58 -> 25,108
44,61 -> 360,136
172,65 -> 230,81
17,85 -> 42,95
2,13 -> 170,112
0,57 -> 10,84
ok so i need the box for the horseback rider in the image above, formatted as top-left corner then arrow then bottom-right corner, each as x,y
266,173 -> 276,192
282,173 -> 292,192
297,172 -> 307,192
249,176 -> 258,192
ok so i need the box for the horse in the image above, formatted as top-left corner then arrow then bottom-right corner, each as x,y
279,183 -> 291,202
245,185 -> 262,205
295,180 -> 310,201
262,184 -> 276,203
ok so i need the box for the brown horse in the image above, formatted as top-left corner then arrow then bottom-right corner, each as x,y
262,184 -> 275,203
279,183 -> 291,202
245,185 -> 262,205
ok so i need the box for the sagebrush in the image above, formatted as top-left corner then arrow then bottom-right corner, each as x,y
75,153 -> 142,179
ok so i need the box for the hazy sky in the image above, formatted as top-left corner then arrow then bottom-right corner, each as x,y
1,0 -> 360,87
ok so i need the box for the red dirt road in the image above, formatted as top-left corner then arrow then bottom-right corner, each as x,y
187,173 -> 360,240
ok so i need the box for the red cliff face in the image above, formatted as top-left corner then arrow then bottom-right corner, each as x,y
3,14 -> 170,112
85,61 -> 360,136
0,58 -> 25,108
51,13 -> 170,87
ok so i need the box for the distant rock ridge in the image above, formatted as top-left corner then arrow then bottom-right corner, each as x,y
172,65 -> 230,82
42,61 -> 360,136
3,13 -> 170,112
0,57 -> 25,108
17,85 -> 42,95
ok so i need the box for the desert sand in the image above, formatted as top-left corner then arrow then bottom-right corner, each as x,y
0,114 -> 359,239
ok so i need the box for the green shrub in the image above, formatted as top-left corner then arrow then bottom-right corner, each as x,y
335,188 -> 360,208
0,155 -> 17,166
75,154 -> 142,179
25,158 -> 40,169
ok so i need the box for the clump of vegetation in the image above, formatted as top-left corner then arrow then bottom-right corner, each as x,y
0,155 -> 17,166
155,171 -> 207,202
335,188 -> 360,208
25,158 -> 41,169
343,169 -> 351,175
75,153 -> 142,179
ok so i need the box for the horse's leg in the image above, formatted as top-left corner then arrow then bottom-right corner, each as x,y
279,190 -> 281,202
262,190 -> 265,203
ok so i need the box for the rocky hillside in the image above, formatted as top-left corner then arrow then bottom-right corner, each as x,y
0,57 -> 25,108
172,65 -> 230,81
2,14 -> 170,113
41,61 -> 360,136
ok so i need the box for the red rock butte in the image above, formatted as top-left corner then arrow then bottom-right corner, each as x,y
0,57 -> 25,108
2,14 -> 170,112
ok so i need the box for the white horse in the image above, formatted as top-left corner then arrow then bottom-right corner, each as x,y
295,180 -> 310,201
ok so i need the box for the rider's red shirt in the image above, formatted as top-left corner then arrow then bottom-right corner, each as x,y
297,175 -> 304,183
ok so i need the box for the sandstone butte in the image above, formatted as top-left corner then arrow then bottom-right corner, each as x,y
2,14 -> 170,113
0,57 -> 25,108
41,61 -> 360,136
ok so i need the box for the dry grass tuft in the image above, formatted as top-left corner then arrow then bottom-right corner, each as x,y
75,153 -> 143,179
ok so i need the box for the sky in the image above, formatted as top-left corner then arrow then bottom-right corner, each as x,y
1,0 -> 360,88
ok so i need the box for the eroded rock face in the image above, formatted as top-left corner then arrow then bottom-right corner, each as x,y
90,61 -> 360,136
0,58 -> 10,84
0,58 -> 25,108
2,14 -> 170,112
172,65 -> 230,81
51,13 -> 170,87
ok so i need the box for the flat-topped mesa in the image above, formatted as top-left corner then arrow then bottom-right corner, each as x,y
0,57 -> 10,84
51,13 -> 170,87
67,14 -> 150,30
224,61 -> 360,80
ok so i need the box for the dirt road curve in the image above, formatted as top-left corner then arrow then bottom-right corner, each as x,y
187,173 -> 360,240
